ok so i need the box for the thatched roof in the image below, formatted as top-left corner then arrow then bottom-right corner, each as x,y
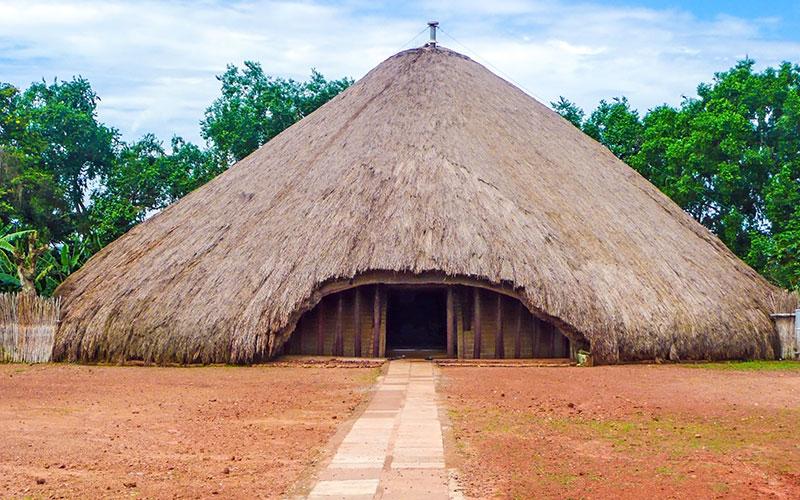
54,46 -> 791,364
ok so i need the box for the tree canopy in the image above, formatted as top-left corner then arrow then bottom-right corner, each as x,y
201,63 -> 353,165
0,65 -> 350,294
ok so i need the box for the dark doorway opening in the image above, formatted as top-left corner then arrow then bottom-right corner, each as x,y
386,287 -> 447,355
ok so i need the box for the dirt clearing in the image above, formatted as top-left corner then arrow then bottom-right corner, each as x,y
440,363 -> 800,499
0,363 -> 378,499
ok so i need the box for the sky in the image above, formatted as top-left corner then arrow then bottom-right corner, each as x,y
2,0 -> 800,146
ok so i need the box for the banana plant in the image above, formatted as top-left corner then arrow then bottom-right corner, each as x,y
45,242 -> 83,277
0,226 -> 34,290
38,238 -> 92,295
0,249 -> 20,289
0,225 -> 97,295
0,227 -> 34,253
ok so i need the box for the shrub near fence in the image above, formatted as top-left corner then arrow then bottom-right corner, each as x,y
0,292 -> 60,363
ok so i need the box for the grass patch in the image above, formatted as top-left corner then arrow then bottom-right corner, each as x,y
688,360 -> 800,371
543,471 -> 578,485
47,407 -> 76,415
455,406 -> 794,459
352,365 -> 383,383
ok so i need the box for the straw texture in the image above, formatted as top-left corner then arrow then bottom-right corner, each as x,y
54,47 -> 792,364
1,292 -> 60,363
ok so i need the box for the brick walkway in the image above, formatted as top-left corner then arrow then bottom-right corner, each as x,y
306,360 -> 450,499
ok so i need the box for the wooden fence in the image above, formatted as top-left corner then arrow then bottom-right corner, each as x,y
771,310 -> 800,360
0,292 -> 60,363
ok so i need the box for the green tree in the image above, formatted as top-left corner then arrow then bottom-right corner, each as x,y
201,63 -> 352,164
164,136 -> 221,199
22,78 -> 118,236
638,61 -> 799,278
0,85 -> 68,238
582,97 -> 644,165
551,96 -> 584,128
89,134 -> 223,246
90,134 -> 177,246
0,79 -> 117,241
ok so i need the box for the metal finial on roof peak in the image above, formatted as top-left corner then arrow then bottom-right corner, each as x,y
427,21 -> 439,47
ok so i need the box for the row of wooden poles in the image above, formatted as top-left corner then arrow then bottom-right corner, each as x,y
325,285 -> 382,357
319,285 -> 536,359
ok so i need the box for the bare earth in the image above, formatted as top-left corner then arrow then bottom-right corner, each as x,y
439,364 -> 800,500
0,363 -> 377,499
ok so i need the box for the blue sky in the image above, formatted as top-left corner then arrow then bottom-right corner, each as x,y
598,0 -> 800,37
2,0 -> 800,146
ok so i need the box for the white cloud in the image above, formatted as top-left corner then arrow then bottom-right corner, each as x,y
545,40 -> 606,56
1,0 -> 799,145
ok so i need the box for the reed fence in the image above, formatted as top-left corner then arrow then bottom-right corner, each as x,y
0,292 -> 59,363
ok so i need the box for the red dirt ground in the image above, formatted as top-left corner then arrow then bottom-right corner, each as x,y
439,364 -> 800,500
0,363 -> 377,499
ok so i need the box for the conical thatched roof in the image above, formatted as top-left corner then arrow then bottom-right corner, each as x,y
54,46 -> 789,365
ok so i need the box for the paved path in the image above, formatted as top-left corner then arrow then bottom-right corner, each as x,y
306,360 -> 450,499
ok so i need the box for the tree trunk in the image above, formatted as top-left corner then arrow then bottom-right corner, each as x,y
12,232 -> 48,295
17,262 -> 36,294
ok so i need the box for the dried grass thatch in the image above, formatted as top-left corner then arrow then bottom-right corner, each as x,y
54,47 -> 790,364
1,292 -> 60,362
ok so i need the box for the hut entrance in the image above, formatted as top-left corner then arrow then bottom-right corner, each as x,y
283,281 -> 574,360
386,287 -> 447,357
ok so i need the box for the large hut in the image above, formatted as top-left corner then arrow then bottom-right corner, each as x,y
54,45 -> 788,365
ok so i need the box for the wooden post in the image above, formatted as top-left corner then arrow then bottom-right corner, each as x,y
317,298 -> 325,356
379,292 -> 387,357
495,294 -> 504,359
334,293 -> 344,356
294,317 -> 303,355
472,288 -> 481,359
302,316 -> 309,354
795,309 -> 800,352
461,287 -> 472,331
446,286 -> 455,358
531,314 -> 539,358
372,285 -> 382,357
514,301 -> 522,359
457,288 -> 466,360
353,287 -> 362,357
291,317 -> 302,355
